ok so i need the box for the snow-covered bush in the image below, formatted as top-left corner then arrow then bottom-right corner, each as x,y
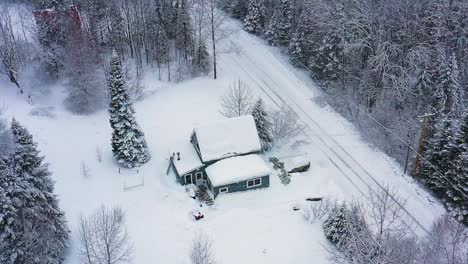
303,198 -> 334,223
190,233 -> 216,264
269,157 -> 291,185
270,104 -> 305,142
323,202 -> 368,250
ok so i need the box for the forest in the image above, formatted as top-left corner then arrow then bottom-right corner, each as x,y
0,0 -> 467,263
220,0 -> 467,225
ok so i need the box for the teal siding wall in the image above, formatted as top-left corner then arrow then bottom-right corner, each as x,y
212,175 -> 270,198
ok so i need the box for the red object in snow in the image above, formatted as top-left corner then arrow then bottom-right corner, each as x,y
194,212 -> 204,221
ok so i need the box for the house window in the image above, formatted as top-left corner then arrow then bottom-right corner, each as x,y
247,178 -> 262,188
219,187 -> 228,193
196,172 -> 203,180
185,174 -> 192,184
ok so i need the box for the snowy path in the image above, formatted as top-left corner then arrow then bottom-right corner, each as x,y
218,19 -> 444,235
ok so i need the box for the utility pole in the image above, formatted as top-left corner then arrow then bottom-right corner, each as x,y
412,113 -> 435,177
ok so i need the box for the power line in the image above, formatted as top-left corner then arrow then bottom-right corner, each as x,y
290,57 -> 468,200
223,50 -> 430,235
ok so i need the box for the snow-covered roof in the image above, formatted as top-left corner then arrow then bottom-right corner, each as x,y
284,156 -> 310,172
206,154 -> 271,187
193,115 -> 261,163
171,142 -> 204,176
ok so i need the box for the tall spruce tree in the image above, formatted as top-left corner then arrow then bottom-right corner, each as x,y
288,12 -> 314,66
420,116 -> 457,197
449,112 -> 468,224
193,41 -> 210,76
414,69 -> 434,112
6,118 -> 69,264
243,0 -> 266,35
265,0 -> 292,46
107,51 -> 151,168
433,51 -> 463,115
252,98 -> 273,151
0,157 -> 23,263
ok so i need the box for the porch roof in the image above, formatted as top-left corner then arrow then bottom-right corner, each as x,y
206,154 -> 271,187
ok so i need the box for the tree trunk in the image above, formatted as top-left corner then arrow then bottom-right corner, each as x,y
211,10 -> 217,80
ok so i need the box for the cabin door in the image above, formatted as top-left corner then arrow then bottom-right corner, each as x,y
195,172 -> 205,186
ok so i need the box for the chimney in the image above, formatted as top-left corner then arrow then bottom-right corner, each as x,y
177,152 -> 181,161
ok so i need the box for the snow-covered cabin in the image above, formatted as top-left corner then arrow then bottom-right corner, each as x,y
169,115 -> 271,198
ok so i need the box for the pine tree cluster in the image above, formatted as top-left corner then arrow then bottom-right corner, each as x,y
323,202 -> 368,251
420,113 -> 468,225
265,0 -> 292,47
0,118 -> 69,263
107,52 -> 151,169
243,0 -> 266,35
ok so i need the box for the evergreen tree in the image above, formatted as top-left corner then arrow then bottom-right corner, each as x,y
449,112 -> 468,224
265,11 -> 280,46
420,116 -> 457,197
32,0 -> 65,10
0,157 -> 23,263
308,33 -> 343,84
252,98 -> 273,151
265,0 -> 292,46
193,41 -> 210,76
107,51 -> 151,168
288,12 -> 314,66
243,0 -> 266,35
433,51 -> 463,115
323,202 -> 369,254
6,118 -> 69,264
414,69 -> 434,112
323,203 -> 349,247
232,0 -> 249,19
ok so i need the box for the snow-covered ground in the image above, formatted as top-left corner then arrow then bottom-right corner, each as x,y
0,18 -> 445,263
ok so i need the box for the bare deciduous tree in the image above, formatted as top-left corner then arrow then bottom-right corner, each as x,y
219,80 -> 254,117
303,198 -> 334,223
78,205 -> 133,264
367,185 -> 408,238
325,187 -> 421,264
420,215 -> 468,264
270,104 -> 305,141
190,233 -> 215,264
0,5 -> 20,91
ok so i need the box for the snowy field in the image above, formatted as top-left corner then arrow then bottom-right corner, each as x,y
0,18 -> 445,263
